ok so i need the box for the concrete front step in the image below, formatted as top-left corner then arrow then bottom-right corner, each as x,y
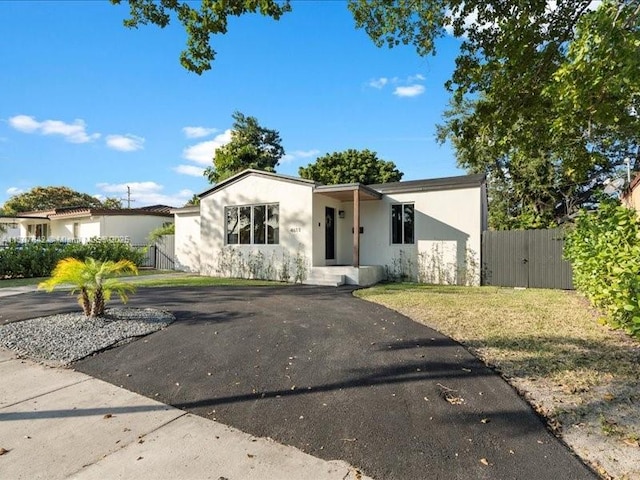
303,274 -> 345,287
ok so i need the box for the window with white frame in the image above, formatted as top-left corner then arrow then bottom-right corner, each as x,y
391,203 -> 414,244
27,223 -> 49,239
225,204 -> 279,245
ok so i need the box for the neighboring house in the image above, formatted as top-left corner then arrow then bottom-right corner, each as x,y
622,172 -> 640,211
0,217 -> 21,241
8,205 -> 174,245
172,169 -> 487,286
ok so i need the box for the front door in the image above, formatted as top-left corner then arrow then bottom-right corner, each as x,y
325,207 -> 336,263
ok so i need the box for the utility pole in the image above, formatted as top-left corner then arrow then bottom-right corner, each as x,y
121,186 -> 136,209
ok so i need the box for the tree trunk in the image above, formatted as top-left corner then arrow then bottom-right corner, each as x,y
91,287 -> 104,317
80,288 -> 91,317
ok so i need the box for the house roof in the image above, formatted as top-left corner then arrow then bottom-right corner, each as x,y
369,173 -> 486,194
199,169 -> 317,198
198,169 -> 486,201
13,205 -> 174,221
170,205 -> 200,215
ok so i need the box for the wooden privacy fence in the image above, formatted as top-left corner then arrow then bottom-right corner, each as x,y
481,228 -> 573,289
134,235 -> 175,270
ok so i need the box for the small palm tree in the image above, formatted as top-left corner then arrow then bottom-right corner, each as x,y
39,257 -> 138,318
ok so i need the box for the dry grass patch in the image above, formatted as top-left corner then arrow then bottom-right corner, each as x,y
355,284 -> 640,479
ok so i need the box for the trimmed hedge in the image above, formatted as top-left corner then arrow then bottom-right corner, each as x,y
564,198 -> 640,338
0,238 -> 146,279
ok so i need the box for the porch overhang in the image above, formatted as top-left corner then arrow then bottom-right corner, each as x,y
313,183 -> 382,201
313,183 -> 382,268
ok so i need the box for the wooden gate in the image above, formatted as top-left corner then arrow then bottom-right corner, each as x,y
481,229 -> 573,289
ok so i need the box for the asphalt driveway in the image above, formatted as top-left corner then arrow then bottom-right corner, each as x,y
1,286 -> 596,479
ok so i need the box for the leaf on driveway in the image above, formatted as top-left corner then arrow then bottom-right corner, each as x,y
0,448 -> 9,455
480,458 -> 490,466
437,383 -> 465,405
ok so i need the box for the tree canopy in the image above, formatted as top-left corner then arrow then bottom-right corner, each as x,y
299,149 -> 403,185
111,0 -> 291,75
102,197 -> 124,209
204,111 -> 285,184
1,186 -> 105,215
351,0 -> 640,228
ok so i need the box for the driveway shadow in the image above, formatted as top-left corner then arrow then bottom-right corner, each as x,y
54,286 -> 595,480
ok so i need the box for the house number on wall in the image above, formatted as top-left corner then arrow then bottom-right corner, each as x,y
289,227 -> 301,233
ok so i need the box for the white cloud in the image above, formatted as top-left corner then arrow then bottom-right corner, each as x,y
367,74 -> 426,96
96,182 -> 193,208
182,126 -> 218,139
368,77 -> 389,89
97,181 -> 163,194
182,129 -> 232,165
281,149 -> 321,164
105,134 -> 145,152
8,115 -> 100,143
6,187 -> 24,196
393,85 -> 426,97
8,115 -> 39,132
174,165 -> 205,177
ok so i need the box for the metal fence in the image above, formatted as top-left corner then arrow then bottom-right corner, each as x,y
481,228 -> 573,289
135,235 -> 175,270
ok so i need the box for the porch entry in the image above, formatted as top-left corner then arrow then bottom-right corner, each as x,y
325,206 -> 336,264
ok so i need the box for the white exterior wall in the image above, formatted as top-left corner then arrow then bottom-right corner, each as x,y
199,175 -> 314,280
174,211 -> 201,272
49,218 -> 100,240
100,215 -> 172,244
357,186 -> 483,285
0,222 -> 20,241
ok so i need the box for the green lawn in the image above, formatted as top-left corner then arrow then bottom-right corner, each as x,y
0,271 -> 285,289
0,277 -> 48,288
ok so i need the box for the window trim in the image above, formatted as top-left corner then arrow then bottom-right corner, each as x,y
391,202 -> 415,245
225,203 -> 279,245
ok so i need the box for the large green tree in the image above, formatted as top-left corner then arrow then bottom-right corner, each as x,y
299,149 -> 403,185
351,0 -> 640,228
1,186 -> 104,215
204,111 -> 285,184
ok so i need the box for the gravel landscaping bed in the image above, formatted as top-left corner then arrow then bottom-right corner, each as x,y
0,307 -> 174,365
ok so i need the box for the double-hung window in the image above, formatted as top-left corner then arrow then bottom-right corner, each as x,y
391,203 -> 414,244
226,203 -> 279,245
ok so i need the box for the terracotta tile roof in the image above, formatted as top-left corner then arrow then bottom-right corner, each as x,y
13,205 -> 175,220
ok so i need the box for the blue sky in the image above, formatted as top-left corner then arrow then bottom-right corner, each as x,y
0,1 -> 465,208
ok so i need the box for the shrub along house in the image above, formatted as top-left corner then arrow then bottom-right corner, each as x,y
9,205 -> 174,245
172,169 -> 487,286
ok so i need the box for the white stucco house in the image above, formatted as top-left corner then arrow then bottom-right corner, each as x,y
172,169 -> 487,286
0,218 -> 20,241
4,205 -> 173,245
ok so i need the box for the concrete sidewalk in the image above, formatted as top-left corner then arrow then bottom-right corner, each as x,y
0,348 -> 369,480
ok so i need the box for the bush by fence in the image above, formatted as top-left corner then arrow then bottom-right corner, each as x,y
564,198 -> 640,338
0,238 -> 146,279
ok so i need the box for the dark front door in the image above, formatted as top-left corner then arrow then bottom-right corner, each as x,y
325,207 -> 335,261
